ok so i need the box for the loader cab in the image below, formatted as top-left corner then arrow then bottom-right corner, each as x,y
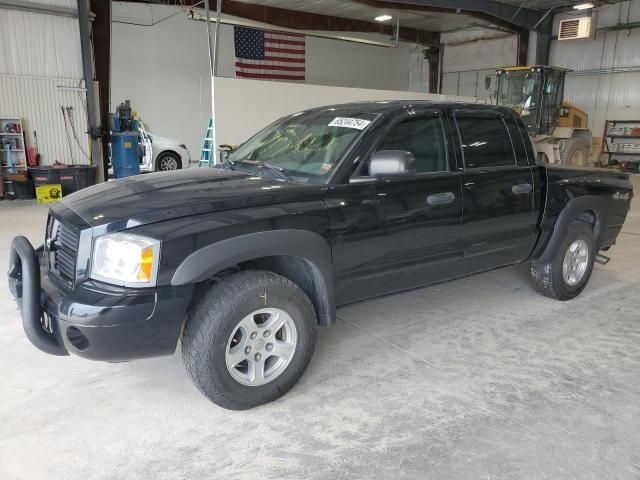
496,66 -> 568,136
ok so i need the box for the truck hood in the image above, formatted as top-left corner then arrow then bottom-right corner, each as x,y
54,168 -> 327,230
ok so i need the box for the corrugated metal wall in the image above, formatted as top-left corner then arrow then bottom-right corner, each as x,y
550,0 -> 640,139
0,6 -> 82,78
0,3 -> 86,166
0,75 -> 91,165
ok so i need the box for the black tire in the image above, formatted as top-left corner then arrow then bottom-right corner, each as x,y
561,141 -> 589,167
181,270 -> 317,410
156,152 -> 182,171
530,222 -> 595,300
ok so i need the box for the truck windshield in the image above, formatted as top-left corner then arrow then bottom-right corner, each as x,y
227,110 -> 376,183
497,70 -> 542,128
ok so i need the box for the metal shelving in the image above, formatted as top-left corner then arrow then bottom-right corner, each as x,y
603,120 -> 640,172
0,117 -> 28,198
603,121 -> 640,153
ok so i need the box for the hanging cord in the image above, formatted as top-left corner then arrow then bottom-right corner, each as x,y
61,105 -> 76,164
65,106 -> 91,163
74,81 -> 92,165
77,79 -> 88,116
66,107 -> 91,162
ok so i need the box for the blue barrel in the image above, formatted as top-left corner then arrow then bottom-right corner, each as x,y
111,131 -> 140,178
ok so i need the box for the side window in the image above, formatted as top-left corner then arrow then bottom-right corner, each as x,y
377,115 -> 447,173
455,114 -> 516,169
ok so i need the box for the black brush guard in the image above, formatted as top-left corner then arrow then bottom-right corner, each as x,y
7,236 -> 68,356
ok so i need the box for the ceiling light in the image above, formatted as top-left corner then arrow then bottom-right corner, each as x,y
573,2 -> 595,9
375,14 -> 393,22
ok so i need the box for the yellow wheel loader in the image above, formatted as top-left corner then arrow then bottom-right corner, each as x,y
496,65 -> 592,166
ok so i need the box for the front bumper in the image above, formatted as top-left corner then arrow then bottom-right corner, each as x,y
8,236 -> 193,361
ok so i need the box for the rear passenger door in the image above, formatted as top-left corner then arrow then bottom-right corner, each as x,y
454,110 -> 537,265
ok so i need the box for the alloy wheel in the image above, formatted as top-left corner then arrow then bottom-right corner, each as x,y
562,239 -> 590,286
159,156 -> 179,170
225,308 -> 298,386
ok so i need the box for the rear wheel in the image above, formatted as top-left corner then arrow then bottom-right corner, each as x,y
181,271 -> 317,410
530,222 -> 595,300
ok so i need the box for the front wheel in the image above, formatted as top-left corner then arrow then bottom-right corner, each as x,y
156,152 -> 182,171
530,222 -> 595,300
181,271 -> 317,410
561,141 -> 589,167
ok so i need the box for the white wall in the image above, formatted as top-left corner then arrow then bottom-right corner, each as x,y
111,2 -> 430,159
305,37 -> 416,91
441,29 -> 518,99
550,0 -> 640,140
214,76 -> 477,147
111,3 -> 211,167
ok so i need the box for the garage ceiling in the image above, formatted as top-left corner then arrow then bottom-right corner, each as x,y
494,0 -> 626,10
231,0 -> 494,32
128,0 -> 632,34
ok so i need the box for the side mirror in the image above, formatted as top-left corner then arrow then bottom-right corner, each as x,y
485,75 -> 492,90
368,150 -> 415,177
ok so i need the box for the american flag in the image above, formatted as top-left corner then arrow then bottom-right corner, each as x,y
234,26 -> 305,82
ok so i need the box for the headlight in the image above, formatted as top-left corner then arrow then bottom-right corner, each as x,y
91,233 -> 160,286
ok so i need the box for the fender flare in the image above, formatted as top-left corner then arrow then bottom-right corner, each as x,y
171,229 -> 336,325
534,196 -> 606,264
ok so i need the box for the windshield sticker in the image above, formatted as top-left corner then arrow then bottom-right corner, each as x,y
328,117 -> 371,130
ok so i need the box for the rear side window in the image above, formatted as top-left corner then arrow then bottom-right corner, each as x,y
377,115 -> 447,173
455,114 -> 516,169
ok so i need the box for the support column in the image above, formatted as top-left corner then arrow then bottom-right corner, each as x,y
90,0 -> 110,181
77,0 -> 102,176
517,29 -> 529,66
535,32 -> 552,65
534,14 -> 554,65
427,46 -> 441,94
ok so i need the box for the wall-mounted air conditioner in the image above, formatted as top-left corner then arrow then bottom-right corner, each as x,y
558,17 -> 594,40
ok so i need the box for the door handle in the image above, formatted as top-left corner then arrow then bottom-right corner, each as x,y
512,183 -> 533,195
427,192 -> 455,206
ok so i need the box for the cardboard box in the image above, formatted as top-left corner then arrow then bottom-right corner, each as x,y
35,184 -> 63,203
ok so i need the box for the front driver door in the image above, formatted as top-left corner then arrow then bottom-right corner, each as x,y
328,109 -> 463,303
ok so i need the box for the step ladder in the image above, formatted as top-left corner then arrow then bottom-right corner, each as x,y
198,118 -> 215,167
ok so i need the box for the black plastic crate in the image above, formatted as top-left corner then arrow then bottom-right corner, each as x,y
12,179 -> 35,199
29,166 -> 96,196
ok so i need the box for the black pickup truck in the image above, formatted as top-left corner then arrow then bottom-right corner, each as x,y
9,102 -> 633,410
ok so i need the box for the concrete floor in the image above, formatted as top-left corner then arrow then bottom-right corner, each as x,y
1,177 -> 639,480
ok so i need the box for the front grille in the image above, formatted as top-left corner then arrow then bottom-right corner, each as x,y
46,215 -> 79,285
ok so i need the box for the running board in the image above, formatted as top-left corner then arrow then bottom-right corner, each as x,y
595,253 -> 610,265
